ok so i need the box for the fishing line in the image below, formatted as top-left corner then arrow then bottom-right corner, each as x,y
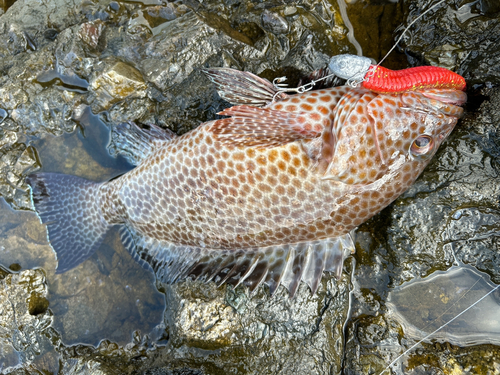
416,274 -> 483,339
336,0 -> 363,57
376,0 -> 447,68
272,0 -> 449,97
379,282 -> 500,375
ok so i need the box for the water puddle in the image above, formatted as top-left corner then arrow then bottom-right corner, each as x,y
0,108 -> 7,123
1,0 -> 16,12
387,264 -> 500,346
36,70 -> 89,93
0,109 -> 166,347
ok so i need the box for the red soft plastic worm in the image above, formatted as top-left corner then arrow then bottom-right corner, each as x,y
362,65 -> 466,94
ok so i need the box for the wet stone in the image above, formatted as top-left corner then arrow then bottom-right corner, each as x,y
0,82 -> 29,110
166,281 -> 241,348
11,87 -> 79,136
54,26 -> 98,81
153,276 -> 351,374
78,19 -> 106,50
0,108 -> 7,123
261,10 -> 289,35
89,60 -> 148,112
0,143 -> 39,209
400,0 -> 500,86
0,0 -> 85,56
0,269 -> 54,372
0,0 -> 16,13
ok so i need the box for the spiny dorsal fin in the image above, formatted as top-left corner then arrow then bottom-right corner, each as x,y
210,105 -> 321,148
203,67 -> 287,107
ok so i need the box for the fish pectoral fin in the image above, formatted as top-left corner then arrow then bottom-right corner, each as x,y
203,67 -> 287,107
127,233 -> 355,298
111,122 -> 176,166
210,105 -> 321,148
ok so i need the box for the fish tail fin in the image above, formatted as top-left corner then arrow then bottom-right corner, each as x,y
27,172 -> 111,273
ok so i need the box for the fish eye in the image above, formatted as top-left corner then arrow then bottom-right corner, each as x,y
409,135 -> 434,160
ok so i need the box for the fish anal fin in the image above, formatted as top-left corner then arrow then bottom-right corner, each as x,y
203,67 -> 287,107
128,233 -> 356,298
324,232 -> 356,279
110,122 -> 176,166
210,105 -> 322,148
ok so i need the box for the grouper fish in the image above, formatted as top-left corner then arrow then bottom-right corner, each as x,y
27,66 -> 467,297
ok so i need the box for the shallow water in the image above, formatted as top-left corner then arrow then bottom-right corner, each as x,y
0,111 -> 165,347
387,264 -> 500,347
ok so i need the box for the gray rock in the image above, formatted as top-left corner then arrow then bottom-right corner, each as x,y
261,10 -> 289,35
400,0 -> 500,86
144,277 -> 350,374
0,269 -> 54,372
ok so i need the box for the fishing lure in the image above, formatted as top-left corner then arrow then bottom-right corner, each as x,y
328,54 -> 466,94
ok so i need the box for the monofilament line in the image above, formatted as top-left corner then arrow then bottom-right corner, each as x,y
377,0 -> 447,68
379,283 -> 500,375
276,0 -> 449,96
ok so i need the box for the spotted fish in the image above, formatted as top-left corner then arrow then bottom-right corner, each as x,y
27,67 -> 466,297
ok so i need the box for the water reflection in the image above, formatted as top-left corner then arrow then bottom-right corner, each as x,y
387,264 -> 500,347
0,109 -> 165,346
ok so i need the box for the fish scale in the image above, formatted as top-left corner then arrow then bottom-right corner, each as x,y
28,67 -> 466,297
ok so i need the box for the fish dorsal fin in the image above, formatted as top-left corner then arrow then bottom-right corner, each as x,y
110,122 -> 176,166
127,232 -> 355,297
209,105 -> 322,148
203,67 -> 287,107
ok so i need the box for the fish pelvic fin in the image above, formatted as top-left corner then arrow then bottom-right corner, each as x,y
27,173 -> 111,273
203,67 -> 287,107
129,233 -> 355,298
109,122 -> 176,166
210,105 -> 322,148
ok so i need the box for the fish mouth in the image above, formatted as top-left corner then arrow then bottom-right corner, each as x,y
421,89 -> 468,106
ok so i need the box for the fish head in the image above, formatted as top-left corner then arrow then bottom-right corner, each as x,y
325,88 -> 467,186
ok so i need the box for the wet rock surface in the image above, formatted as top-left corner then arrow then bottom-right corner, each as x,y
0,0 -> 499,374
0,268 -> 55,372
150,279 -> 350,374
401,0 -> 500,86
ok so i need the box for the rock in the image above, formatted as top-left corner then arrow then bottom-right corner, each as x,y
89,60 -> 148,113
0,0 -> 85,56
0,269 -> 55,372
146,277 -> 350,374
0,0 -> 499,373
0,108 -> 7,123
400,0 -> 500,86
261,10 -> 289,35
78,20 -> 106,50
